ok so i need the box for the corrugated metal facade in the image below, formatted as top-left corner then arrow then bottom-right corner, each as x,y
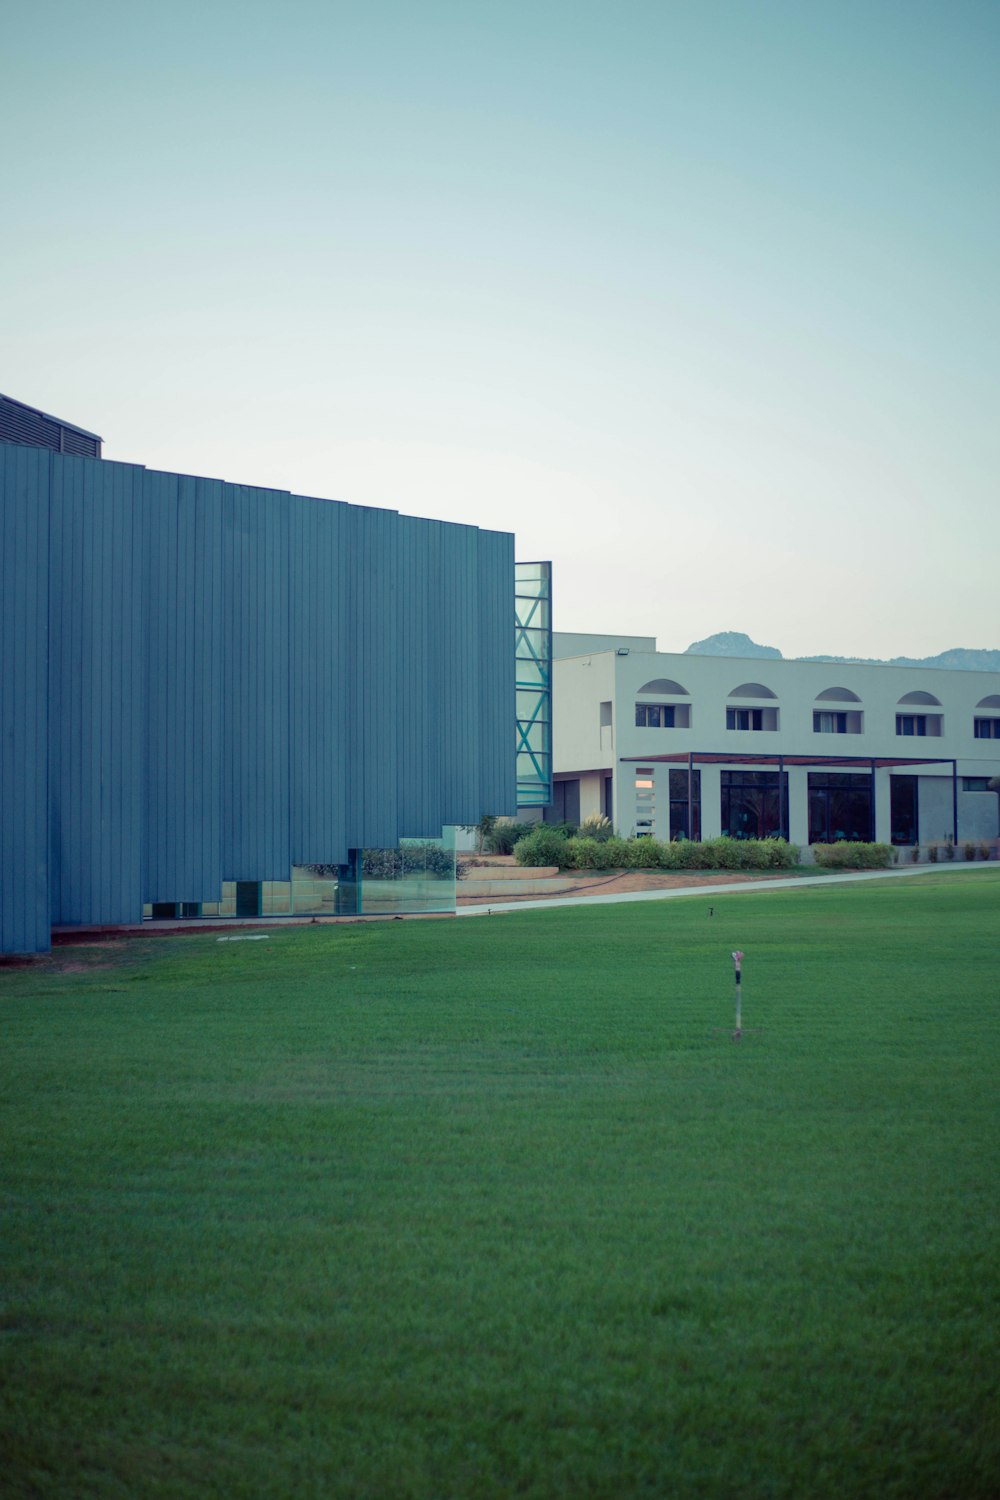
0,446 -> 515,953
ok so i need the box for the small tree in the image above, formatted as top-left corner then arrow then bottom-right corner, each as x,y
460,815 -> 497,854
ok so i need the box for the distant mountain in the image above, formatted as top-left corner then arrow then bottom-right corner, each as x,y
685,631 -> 782,659
684,632 -> 1000,672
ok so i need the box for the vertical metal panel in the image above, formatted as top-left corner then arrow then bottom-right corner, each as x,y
288,493 -> 350,865
221,484 -> 291,881
48,456 -> 145,925
142,470 -> 225,902
396,515 -> 433,835
0,446 -> 51,952
479,529 -> 517,816
436,519 -> 482,827
344,504 -> 399,850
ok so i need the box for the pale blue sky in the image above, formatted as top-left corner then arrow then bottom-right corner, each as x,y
5,0 -> 998,657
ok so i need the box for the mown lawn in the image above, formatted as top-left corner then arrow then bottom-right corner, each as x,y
2,870 -> 998,1499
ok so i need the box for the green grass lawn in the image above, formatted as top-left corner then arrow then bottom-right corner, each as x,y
2,870 -> 999,1499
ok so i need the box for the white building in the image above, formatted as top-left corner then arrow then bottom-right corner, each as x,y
551,634 -> 1000,851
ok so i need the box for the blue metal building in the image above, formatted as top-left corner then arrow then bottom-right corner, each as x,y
0,412 -> 515,954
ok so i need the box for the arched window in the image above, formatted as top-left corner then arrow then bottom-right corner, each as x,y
635,678 -> 690,729
896,691 -> 943,738
726,683 -> 778,732
897,690 -> 941,706
974,694 -> 1000,739
813,687 -> 863,734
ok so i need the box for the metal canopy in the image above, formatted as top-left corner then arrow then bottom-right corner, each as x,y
619,751 -> 954,769
618,750 -> 960,842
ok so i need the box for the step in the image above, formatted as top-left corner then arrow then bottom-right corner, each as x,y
458,876 -> 577,899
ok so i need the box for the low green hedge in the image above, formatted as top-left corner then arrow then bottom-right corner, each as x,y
810,842 -> 896,870
515,833 -> 800,872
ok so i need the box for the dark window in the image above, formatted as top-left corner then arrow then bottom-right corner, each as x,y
813,711 -> 847,734
635,703 -> 675,728
547,779 -> 581,825
603,776 -> 614,821
896,714 -> 926,736
974,718 -> 1000,739
963,777 -> 991,792
890,777 -> 918,845
808,772 -> 873,844
721,770 -> 787,839
726,707 -> 763,731
668,769 -> 701,840
235,882 -> 261,917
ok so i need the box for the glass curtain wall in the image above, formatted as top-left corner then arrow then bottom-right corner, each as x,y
515,561 -> 552,809
890,777 -> 918,846
357,833 -> 457,915
669,769 -> 701,839
807,772 -> 873,843
721,770 -> 788,839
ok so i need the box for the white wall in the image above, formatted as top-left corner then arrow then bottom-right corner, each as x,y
554,646 -> 1000,843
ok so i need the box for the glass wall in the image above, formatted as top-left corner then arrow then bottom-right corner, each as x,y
721,770 -> 787,839
807,772 -> 873,843
669,768 -> 701,840
515,561 -> 552,808
890,777 -> 918,846
355,833 -> 457,915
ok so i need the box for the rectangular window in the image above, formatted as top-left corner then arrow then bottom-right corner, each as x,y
635,703 -> 676,728
813,711 -> 847,734
974,718 -> 1000,739
727,707 -> 763,731
890,777 -> 918,846
963,777 -> 991,791
896,714 -> 926,736
809,772 -> 873,844
668,768 -> 701,840
721,770 -> 787,839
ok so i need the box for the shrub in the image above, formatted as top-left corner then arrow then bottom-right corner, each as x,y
736,837 -> 799,870
627,838 -> 663,868
963,842 -> 977,862
811,842 -> 895,870
563,837 -> 606,870
909,845 -> 921,862
599,837 -> 631,869
928,844 -> 939,862
360,844 -> 455,878
943,840 -> 956,861
513,826 -> 569,867
980,842 -> 992,861
484,818 -> 536,855
578,813 -> 614,843
698,837 -> 740,870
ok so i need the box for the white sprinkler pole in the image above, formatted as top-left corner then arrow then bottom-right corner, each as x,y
732,950 -> 744,1039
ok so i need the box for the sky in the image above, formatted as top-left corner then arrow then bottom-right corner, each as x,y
4,0 -> 999,660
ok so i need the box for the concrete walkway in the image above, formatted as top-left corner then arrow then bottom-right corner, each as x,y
455,859 -> 997,917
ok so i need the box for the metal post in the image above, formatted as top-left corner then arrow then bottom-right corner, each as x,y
870,758 -> 876,842
732,950 -> 743,1039
952,760 -> 958,846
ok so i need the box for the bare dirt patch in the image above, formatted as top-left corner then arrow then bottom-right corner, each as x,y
457,869 -> 789,906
